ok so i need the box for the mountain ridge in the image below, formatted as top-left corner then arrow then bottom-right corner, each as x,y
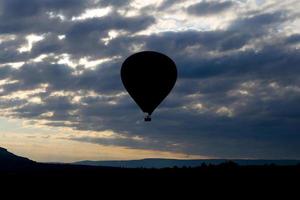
0,147 -> 35,169
1,146 -> 299,169
74,158 -> 300,168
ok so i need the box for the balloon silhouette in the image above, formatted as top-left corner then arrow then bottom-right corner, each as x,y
121,51 -> 177,122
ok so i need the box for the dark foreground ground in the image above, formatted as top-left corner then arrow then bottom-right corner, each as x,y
1,162 -> 300,183
1,163 -> 299,197
0,146 -> 299,194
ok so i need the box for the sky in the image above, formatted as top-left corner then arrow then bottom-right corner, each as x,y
0,0 -> 299,162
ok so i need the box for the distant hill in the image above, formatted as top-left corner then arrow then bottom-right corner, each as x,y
0,147 -> 35,169
74,158 -> 300,168
1,146 -> 299,170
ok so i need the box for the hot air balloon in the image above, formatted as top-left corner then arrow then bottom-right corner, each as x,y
121,51 -> 177,122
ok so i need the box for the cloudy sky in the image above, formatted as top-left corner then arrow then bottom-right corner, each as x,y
0,0 -> 299,162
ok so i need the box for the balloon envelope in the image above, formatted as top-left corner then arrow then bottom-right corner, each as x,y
121,51 -> 177,120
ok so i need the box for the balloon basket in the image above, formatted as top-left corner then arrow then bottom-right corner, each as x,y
144,114 -> 151,122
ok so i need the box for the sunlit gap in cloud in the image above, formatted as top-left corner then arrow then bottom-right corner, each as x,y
47,11 -> 66,21
72,7 -> 112,21
56,53 -> 121,71
0,62 -> 25,69
102,30 -> 124,45
0,34 -> 17,43
18,34 -> 44,53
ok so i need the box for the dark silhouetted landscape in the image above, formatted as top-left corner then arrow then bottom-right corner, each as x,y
1,146 -> 300,188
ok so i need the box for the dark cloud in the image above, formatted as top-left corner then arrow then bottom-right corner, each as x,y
286,34 -> 300,44
229,11 -> 288,31
98,0 -> 130,7
187,1 -> 235,16
0,0 -> 41,18
158,0 -> 181,10
0,0 -> 94,19
0,0 -> 299,159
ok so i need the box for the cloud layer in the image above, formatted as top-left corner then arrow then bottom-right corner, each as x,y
0,0 -> 300,159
